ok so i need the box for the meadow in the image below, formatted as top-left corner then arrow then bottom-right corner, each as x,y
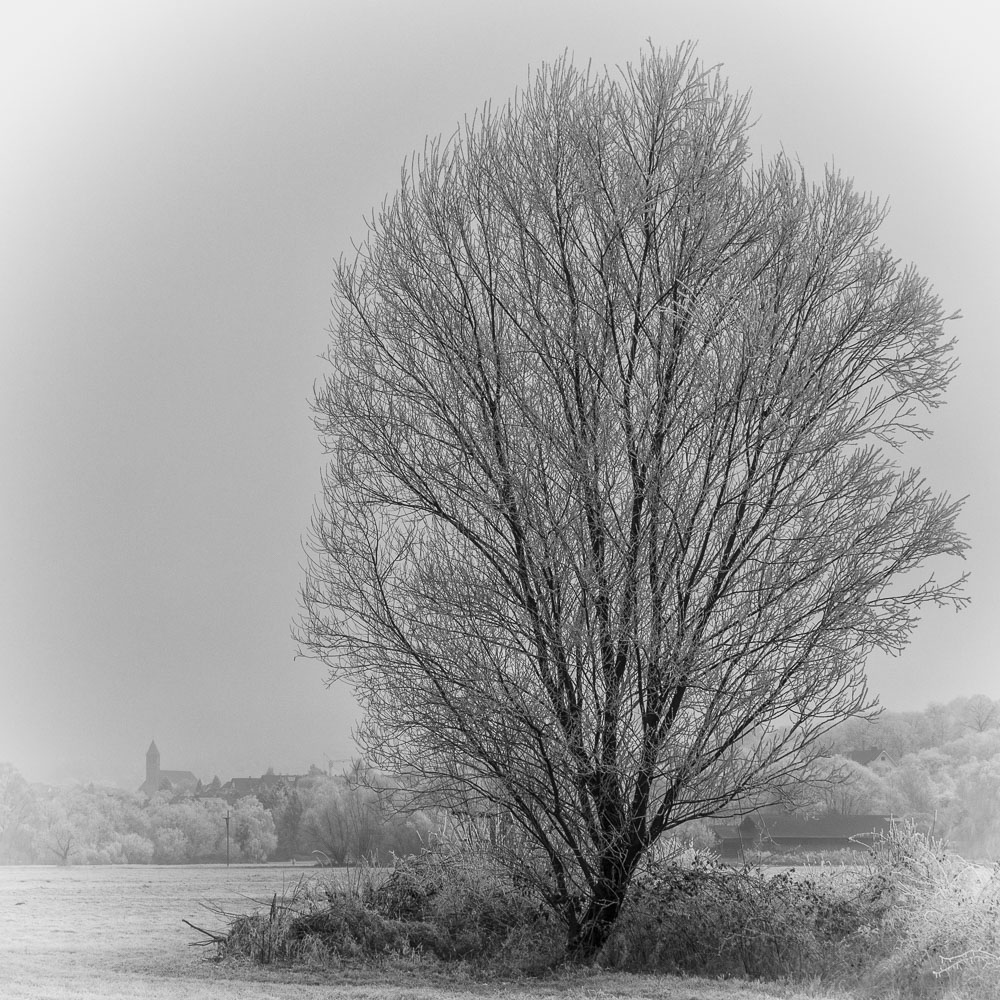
0,863 -> 836,1000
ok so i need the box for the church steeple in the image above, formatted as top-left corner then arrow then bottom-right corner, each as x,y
144,739 -> 161,794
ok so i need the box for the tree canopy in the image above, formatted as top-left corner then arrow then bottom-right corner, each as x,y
300,45 -> 967,956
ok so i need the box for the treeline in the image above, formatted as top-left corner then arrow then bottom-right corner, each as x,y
808,694 -> 1000,856
5,695 -> 1000,865
0,763 -> 437,865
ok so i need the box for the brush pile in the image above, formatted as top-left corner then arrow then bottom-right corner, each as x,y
215,850 -> 561,971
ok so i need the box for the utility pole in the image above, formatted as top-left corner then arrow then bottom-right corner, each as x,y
225,810 -> 231,867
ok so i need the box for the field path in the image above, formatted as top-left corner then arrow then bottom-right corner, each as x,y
0,864 -> 836,1000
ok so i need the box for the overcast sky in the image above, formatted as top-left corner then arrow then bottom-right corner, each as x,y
2,1 -> 997,789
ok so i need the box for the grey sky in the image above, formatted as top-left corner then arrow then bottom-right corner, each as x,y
1,1 -> 996,788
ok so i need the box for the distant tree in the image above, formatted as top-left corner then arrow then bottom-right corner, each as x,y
962,695 -> 999,733
34,797 -> 84,865
153,825 -> 189,864
147,795 -> 227,862
116,831 -> 155,864
302,779 -> 350,863
74,787 -> 138,863
823,716 -> 882,754
254,777 -> 287,814
187,797 -> 230,859
252,777 -> 306,859
952,759 -> 1000,856
230,796 -> 277,862
300,772 -> 383,863
341,761 -> 388,861
924,703 -> 960,748
272,786 -> 306,859
0,764 -> 37,863
874,713 -> 923,759
379,808 -> 438,860
300,46 -> 967,956
886,758 -> 943,818
808,755 -> 890,815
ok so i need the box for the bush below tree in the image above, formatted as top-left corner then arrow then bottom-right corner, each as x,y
217,825 -> 1000,998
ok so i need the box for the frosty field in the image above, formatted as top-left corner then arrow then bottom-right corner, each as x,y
0,864 -> 838,1000
0,864 -> 327,999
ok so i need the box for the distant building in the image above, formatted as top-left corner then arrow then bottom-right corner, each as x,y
138,741 -> 323,801
714,811 -> 895,858
844,747 -> 895,768
218,772 -> 301,800
139,740 -> 199,797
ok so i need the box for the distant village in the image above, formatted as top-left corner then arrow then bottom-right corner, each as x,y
6,698 -> 1000,868
139,739 -> 332,803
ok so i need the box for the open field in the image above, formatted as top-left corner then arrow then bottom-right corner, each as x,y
0,864 -> 853,1000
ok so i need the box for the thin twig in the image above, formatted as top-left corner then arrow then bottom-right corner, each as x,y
182,917 -> 227,944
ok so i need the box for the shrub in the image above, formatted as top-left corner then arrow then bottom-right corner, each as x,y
857,823 -> 1000,997
599,851 -> 884,979
366,849 -> 560,966
218,849 -> 561,972
286,895 -> 445,964
214,878 -> 429,966
217,827 -> 1000,994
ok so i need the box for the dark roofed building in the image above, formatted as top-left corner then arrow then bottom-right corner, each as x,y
220,777 -> 261,799
215,770 -> 320,803
844,747 -> 895,767
715,811 -> 895,858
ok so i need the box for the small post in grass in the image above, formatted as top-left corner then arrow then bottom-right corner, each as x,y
225,810 -> 230,867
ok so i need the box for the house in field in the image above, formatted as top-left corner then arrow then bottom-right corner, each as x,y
843,747 -> 895,768
713,811 -> 895,859
139,740 -> 199,797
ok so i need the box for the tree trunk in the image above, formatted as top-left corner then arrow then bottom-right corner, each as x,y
566,877 -> 630,961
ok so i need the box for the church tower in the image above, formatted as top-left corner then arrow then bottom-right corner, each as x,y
145,739 -> 160,795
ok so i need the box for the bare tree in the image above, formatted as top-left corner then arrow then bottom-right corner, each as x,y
924,702 -> 959,747
962,694 -> 999,733
299,46 -> 967,957
0,763 -> 36,863
302,779 -> 351,864
808,755 -> 890,815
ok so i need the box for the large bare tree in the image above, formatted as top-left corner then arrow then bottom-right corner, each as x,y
299,47 -> 967,957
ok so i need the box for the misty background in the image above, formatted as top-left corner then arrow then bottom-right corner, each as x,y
1,1 -> 996,788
